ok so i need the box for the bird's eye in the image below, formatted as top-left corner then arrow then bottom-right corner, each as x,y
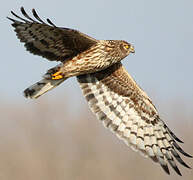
124,44 -> 130,49
120,43 -> 130,53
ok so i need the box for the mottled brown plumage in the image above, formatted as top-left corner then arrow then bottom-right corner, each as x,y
8,7 -> 134,98
8,7 -> 192,176
8,7 -> 97,61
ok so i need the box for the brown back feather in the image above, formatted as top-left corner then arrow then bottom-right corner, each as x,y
7,7 -> 97,61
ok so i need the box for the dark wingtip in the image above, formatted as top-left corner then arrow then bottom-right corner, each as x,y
20,6 -> 25,14
47,18 -> 56,27
161,164 -> 170,175
173,141 -> 193,158
185,153 -> 193,158
32,8 -> 38,18
170,131 -> 184,143
165,124 -> 184,143
20,6 -> 36,22
20,7 -> 26,17
175,166 -> 182,176
167,159 -> 182,176
171,149 -> 192,169
32,8 -> 46,24
175,168 -> 182,176
161,119 -> 184,143
7,16 -> 14,22
183,163 -> 192,169
11,10 -> 16,16
10,8 -> 30,23
20,6 -> 24,10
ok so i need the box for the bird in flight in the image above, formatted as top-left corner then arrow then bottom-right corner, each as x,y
8,7 -> 192,176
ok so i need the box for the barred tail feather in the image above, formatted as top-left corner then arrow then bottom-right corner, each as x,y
23,78 -> 66,99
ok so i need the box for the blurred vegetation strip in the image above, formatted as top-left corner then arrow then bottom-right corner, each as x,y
0,99 -> 192,180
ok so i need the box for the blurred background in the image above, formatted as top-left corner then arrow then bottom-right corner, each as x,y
0,0 -> 193,179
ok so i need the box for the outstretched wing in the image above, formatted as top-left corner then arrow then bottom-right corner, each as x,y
7,7 -> 97,61
77,63 -> 192,176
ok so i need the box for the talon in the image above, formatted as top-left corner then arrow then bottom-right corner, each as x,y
52,75 -> 63,80
51,71 -> 63,80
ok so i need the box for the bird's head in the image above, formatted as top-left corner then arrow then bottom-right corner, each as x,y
120,41 -> 135,56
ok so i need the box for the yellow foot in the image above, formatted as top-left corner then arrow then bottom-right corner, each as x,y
51,71 -> 63,80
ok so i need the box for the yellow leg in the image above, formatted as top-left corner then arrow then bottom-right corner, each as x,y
51,71 -> 63,80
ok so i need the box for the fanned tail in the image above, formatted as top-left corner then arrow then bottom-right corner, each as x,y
23,78 -> 66,99
24,64 -> 67,99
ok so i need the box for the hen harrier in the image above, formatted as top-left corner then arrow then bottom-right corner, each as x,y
8,7 -> 192,176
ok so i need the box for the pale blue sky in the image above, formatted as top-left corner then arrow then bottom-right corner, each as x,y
1,0 -> 193,114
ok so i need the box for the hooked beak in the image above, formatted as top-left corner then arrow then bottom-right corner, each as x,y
130,45 -> 135,53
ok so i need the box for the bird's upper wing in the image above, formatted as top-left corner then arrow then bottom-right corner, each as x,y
77,62 -> 192,176
7,7 -> 97,61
